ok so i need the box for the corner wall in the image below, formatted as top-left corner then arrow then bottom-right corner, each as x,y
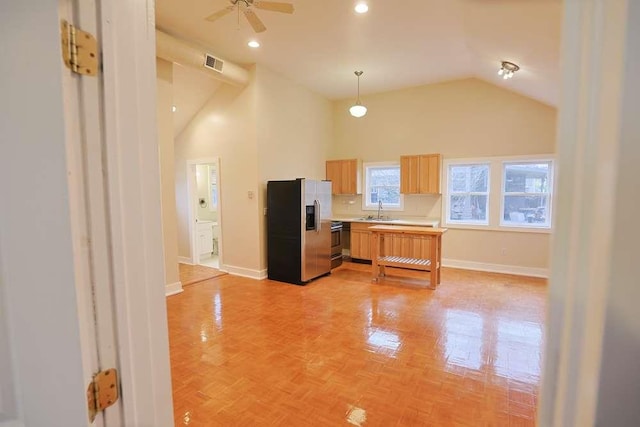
175,69 -> 262,274
255,65 -> 333,271
331,78 -> 557,273
156,58 -> 180,288
174,64 -> 333,276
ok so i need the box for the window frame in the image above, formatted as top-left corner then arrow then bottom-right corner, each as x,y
445,162 -> 491,226
442,155 -> 555,233
361,161 -> 404,211
500,160 -> 554,229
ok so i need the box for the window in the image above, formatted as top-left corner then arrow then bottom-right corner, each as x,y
209,167 -> 218,211
443,156 -> 554,231
501,161 -> 552,228
362,162 -> 403,210
447,163 -> 490,225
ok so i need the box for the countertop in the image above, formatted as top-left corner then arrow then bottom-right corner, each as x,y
331,216 -> 440,228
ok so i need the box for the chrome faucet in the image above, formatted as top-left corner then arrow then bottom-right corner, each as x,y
377,200 -> 383,219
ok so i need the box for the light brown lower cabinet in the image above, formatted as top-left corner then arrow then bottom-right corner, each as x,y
350,229 -> 371,260
349,223 -> 432,261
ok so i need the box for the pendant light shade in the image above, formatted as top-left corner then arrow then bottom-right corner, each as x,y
350,71 -> 367,118
349,104 -> 367,118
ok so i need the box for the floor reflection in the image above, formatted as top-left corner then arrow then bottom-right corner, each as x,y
495,317 -> 543,383
444,309 -> 484,370
212,293 -> 222,331
367,329 -> 401,353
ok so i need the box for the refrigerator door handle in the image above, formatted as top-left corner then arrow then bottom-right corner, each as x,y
315,199 -> 320,233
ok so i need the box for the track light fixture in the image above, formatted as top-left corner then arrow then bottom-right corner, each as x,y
498,61 -> 520,80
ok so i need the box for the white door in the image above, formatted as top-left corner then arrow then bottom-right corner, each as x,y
0,0 -> 119,425
0,0 -> 173,426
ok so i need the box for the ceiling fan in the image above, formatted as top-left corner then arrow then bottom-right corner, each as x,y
205,0 -> 295,33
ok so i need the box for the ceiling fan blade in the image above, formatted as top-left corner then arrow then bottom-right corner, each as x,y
204,5 -> 235,22
243,9 -> 267,33
253,1 -> 295,14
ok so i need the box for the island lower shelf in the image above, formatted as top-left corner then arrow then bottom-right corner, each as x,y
375,255 -> 435,271
368,225 -> 448,289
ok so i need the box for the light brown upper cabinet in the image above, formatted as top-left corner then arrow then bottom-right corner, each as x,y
400,154 -> 442,194
325,159 -> 362,195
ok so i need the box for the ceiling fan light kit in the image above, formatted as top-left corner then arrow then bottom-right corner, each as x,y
350,71 -> 367,118
498,61 -> 519,80
205,0 -> 295,33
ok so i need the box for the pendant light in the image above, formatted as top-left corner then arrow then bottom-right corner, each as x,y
349,71 -> 367,118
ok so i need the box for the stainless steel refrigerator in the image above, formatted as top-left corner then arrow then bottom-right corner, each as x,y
267,179 -> 332,285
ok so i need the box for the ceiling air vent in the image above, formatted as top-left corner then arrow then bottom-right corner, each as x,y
204,54 -> 224,73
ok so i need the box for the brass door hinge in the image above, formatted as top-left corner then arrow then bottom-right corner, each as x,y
87,368 -> 119,422
61,20 -> 98,76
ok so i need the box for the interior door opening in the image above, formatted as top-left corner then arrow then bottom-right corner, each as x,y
188,159 -> 223,269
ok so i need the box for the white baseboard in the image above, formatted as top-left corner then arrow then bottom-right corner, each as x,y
165,281 -> 184,296
442,258 -> 549,278
220,264 -> 267,280
178,256 -> 193,265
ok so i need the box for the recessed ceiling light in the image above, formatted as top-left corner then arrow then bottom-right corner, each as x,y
355,2 -> 369,14
172,105 -> 177,113
248,40 -> 260,48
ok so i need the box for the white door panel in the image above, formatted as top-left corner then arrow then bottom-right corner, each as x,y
0,0 -> 174,425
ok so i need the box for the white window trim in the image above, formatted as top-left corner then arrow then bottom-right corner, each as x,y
361,161 -> 404,211
499,159 -> 554,229
442,155 -> 556,233
446,162 -> 491,226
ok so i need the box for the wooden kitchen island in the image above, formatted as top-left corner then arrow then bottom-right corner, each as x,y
369,225 -> 447,289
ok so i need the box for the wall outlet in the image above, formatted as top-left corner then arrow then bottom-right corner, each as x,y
248,190 -> 254,199
501,248 -> 507,256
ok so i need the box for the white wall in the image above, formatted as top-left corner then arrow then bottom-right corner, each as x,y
157,58 -> 180,286
175,68 -> 262,272
255,65 -> 333,270
174,64 -> 333,275
331,78 -> 557,272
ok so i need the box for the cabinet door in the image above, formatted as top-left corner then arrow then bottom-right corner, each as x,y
359,232 -> 371,260
341,159 -> 358,195
350,230 -> 371,260
326,160 -> 342,195
419,154 -> 441,194
350,229 -> 361,258
400,156 -> 420,194
199,230 -> 213,255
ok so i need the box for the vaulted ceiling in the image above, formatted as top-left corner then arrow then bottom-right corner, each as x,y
156,0 -> 562,106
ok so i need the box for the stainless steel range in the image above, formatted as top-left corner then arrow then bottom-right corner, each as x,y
330,221 -> 343,269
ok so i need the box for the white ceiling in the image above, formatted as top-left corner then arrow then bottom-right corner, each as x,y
156,0 -> 562,105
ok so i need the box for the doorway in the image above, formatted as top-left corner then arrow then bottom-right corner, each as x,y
187,158 -> 223,270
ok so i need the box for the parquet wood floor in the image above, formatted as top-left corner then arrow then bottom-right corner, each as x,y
179,263 -> 227,287
168,261 -> 546,426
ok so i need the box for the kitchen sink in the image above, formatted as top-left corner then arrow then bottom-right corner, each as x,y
356,216 -> 396,222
